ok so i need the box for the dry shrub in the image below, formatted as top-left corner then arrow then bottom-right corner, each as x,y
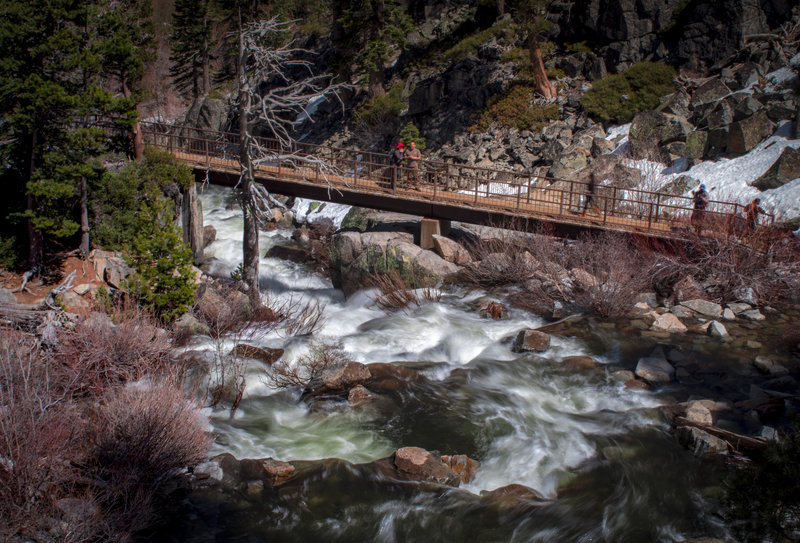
567,232 -> 653,317
81,378 -> 212,539
278,296 -> 327,337
650,229 -> 800,305
265,341 -> 352,390
460,227 -> 543,287
53,308 -> 171,396
368,269 -> 442,312
0,331 -> 83,540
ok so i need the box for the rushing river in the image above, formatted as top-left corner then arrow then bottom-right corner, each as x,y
160,185 -> 735,542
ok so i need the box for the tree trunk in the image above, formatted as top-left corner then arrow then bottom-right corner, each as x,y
26,131 -> 42,273
79,175 -> 89,257
239,29 -> 260,304
202,13 -> 211,95
496,0 -> 505,17
122,80 -> 145,160
528,34 -> 556,100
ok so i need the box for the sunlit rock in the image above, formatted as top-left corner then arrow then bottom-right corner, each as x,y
393,447 -> 460,486
512,329 -> 551,353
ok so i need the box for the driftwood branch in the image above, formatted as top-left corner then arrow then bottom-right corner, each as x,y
674,416 -> 768,454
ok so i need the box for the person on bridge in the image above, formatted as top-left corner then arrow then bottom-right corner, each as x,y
691,184 -> 708,235
581,172 -> 597,215
405,141 -> 422,190
390,142 -> 405,190
743,197 -> 765,235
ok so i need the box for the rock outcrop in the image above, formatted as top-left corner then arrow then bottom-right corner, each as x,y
329,231 -> 461,297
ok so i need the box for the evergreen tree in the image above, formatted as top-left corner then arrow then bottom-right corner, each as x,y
0,0 -> 146,272
125,201 -> 198,323
397,122 -> 426,150
337,0 -> 413,95
170,0 -> 216,99
99,0 -> 156,98
509,0 -> 557,100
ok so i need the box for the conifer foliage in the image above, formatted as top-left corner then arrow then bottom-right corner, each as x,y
0,0 -> 150,271
170,0 -> 216,98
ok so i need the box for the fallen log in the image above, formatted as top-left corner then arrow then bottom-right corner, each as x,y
674,416 -> 768,455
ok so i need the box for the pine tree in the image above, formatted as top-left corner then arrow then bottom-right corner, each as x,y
509,0 -> 557,100
170,0 -> 216,98
0,0 -> 145,272
337,0 -> 413,95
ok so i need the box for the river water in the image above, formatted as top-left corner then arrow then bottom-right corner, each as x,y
163,185 -> 734,542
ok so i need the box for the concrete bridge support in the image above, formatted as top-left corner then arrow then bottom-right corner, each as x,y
420,218 -> 451,249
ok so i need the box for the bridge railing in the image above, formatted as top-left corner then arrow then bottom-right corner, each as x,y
137,122 -> 774,236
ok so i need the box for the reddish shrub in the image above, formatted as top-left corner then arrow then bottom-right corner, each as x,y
83,379 -> 212,537
53,308 -> 172,396
0,331 -> 84,540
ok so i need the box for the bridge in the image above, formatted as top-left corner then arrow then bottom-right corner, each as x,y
138,121 -> 772,244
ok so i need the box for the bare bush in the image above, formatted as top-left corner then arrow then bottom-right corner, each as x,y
650,230 -> 800,305
0,331 -> 83,541
81,378 -> 212,539
264,341 -> 352,390
460,227 -> 541,287
368,269 -> 442,313
567,232 -> 654,317
53,307 -> 172,396
278,296 -> 327,337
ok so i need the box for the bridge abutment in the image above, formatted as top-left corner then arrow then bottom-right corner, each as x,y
420,218 -> 451,249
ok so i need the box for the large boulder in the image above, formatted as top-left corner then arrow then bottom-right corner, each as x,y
752,146 -> 800,191
680,299 -> 722,319
329,231 -> 461,297
727,111 -> 775,155
629,111 -> 694,156
651,313 -> 688,333
635,356 -> 675,384
676,427 -> 728,456
230,344 -> 284,366
182,97 -> 228,133
431,235 -> 471,265
690,79 -> 732,116
91,249 -> 134,289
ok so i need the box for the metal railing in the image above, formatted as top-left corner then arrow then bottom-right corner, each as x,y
136,121 -> 774,239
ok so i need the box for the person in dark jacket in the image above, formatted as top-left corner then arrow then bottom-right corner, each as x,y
390,142 -> 404,190
691,184 -> 708,235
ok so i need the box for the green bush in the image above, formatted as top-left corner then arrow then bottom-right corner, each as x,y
442,20 -> 512,63
581,61 -> 676,124
354,84 -> 405,127
0,236 -> 21,269
565,41 -> 593,54
124,202 -> 197,323
477,85 -> 559,131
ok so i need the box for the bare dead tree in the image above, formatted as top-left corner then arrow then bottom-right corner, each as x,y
233,16 -> 349,302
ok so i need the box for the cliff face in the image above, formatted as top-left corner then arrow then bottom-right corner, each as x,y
554,0 -> 795,71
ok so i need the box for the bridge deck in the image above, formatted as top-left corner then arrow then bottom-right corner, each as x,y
137,122 -> 770,241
